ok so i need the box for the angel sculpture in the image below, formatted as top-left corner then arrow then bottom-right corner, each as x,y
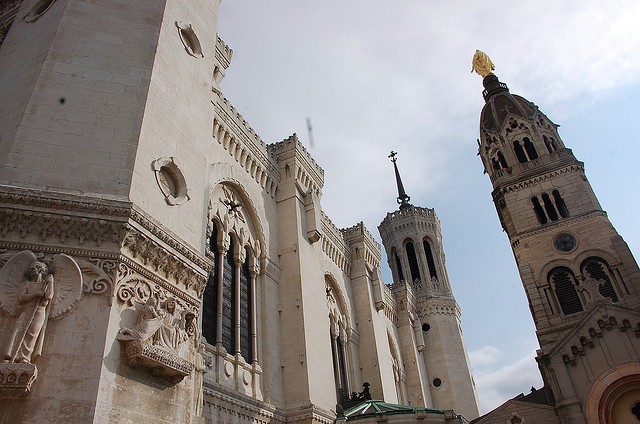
117,296 -> 189,354
0,251 -> 82,363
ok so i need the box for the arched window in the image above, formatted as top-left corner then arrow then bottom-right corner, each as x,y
422,239 -> 438,280
492,157 -> 501,171
532,197 -> 547,224
543,135 -> 554,154
203,225 -> 219,344
523,137 -> 538,160
405,241 -> 421,283
552,190 -> 569,218
581,257 -> 619,303
497,151 -> 508,168
393,249 -> 404,282
542,193 -> 559,222
203,185 -> 260,365
549,267 -> 583,315
514,140 -> 528,163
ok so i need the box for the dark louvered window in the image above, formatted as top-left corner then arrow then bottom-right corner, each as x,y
423,240 -> 438,280
532,197 -> 547,224
582,258 -> 619,303
405,242 -> 421,283
221,238 -> 235,353
203,227 -> 219,344
550,268 -> 583,315
514,140 -> 528,163
553,190 -> 569,218
239,254 -> 252,361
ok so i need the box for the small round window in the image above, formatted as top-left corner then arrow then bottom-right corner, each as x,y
175,21 -> 204,58
152,157 -> 189,205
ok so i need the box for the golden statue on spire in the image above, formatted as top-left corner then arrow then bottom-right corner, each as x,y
471,50 -> 495,77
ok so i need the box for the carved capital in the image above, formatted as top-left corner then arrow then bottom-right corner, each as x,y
0,363 -> 38,399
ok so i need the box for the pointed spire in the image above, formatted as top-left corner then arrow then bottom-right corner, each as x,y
388,151 -> 411,209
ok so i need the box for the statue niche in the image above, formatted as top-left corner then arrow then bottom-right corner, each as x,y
116,291 -> 196,381
0,250 -> 83,398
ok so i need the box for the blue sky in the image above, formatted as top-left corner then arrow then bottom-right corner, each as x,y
216,0 -> 640,413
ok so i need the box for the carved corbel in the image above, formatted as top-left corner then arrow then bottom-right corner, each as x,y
303,190 -> 321,243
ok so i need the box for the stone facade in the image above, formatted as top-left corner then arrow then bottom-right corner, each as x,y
0,1 -> 479,423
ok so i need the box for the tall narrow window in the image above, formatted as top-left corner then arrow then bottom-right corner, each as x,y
497,151 -> 508,168
423,240 -> 438,280
532,197 -> 547,224
523,137 -> 538,160
239,250 -> 252,361
221,237 -> 236,353
405,242 -> 421,283
203,226 -> 219,344
582,258 -> 619,303
549,268 -> 583,315
552,190 -> 569,218
543,135 -> 554,154
514,140 -> 528,163
542,193 -> 559,221
394,250 -> 404,282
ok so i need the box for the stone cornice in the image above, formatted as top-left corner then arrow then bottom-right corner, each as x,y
510,211 -> 607,248
320,211 -> 351,275
496,162 -> 585,194
213,99 -> 280,198
203,383 -> 284,423
0,186 -> 211,298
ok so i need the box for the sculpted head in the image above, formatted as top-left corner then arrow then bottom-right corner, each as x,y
28,261 -> 48,281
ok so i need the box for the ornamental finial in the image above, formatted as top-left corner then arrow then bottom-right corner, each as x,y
471,50 -> 495,78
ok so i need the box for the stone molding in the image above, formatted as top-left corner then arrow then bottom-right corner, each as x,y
0,362 -> 37,399
120,339 -> 195,380
215,36 -> 233,70
510,211 -> 607,249
499,163 -> 585,194
320,211 -> 351,275
203,383 -> 284,423
213,100 -> 280,197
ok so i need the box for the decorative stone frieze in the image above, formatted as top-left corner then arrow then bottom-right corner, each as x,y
122,225 -> 208,297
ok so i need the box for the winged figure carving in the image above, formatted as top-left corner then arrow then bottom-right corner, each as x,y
0,251 -> 82,363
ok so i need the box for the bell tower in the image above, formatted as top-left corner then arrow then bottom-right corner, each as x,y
474,51 -> 640,424
378,152 -> 479,420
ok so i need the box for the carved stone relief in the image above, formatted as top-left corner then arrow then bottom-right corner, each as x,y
0,250 -> 84,398
116,278 -> 198,381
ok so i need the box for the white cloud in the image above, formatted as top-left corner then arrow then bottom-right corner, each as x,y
469,345 -> 502,368
472,349 -> 544,414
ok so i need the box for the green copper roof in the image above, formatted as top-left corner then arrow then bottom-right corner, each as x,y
336,399 -> 454,421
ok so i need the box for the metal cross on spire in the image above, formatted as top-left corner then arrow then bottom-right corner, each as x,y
389,151 -> 411,208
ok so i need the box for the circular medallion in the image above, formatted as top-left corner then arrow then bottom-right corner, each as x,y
554,233 -> 576,252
